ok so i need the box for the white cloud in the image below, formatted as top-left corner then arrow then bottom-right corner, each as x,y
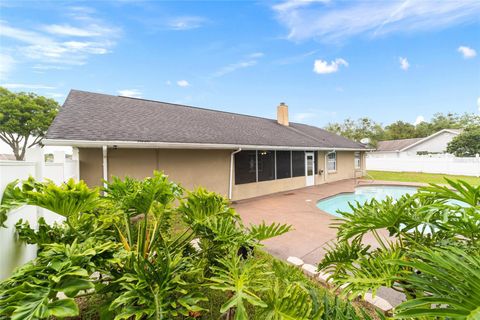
477,97 -> 480,112
177,80 -> 190,87
1,83 -> 56,89
458,46 -> 477,59
33,65 -> 68,70
0,53 -> 15,80
0,9 -> 120,68
117,89 -> 142,98
399,57 -> 410,71
313,58 -> 348,74
165,80 -> 172,85
273,0 -> 330,12
42,24 -> 102,37
273,1 -> 480,42
248,52 -> 264,59
414,115 -> 425,125
213,52 -> 264,77
166,16 -> 207,30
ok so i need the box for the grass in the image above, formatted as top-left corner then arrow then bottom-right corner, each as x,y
367,170 -> 480,185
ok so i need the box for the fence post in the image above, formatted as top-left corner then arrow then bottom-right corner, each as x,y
477,154 -> 480,177
53,151 -> 66,181
72,147 -> 80,181
25,147 -> 45,221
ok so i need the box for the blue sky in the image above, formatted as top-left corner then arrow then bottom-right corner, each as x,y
1,0 -> 479,127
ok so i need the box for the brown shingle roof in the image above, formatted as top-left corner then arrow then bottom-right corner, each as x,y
376,138 -> 423,151
46,90 -> 366,150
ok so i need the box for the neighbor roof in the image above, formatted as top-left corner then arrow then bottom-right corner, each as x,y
376,128 -> 462,152
45,90 -> 366,150
376,138 -> 423,152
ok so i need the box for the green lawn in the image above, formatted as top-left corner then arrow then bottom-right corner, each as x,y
367,170 -> 480,185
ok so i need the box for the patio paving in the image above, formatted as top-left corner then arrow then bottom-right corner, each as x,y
233,178 -> 423,307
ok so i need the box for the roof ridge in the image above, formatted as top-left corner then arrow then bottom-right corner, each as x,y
71,89 -> 284,123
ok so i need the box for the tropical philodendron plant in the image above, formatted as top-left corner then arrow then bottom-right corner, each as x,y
3,171 -> 368,320
319,179 -> 480,319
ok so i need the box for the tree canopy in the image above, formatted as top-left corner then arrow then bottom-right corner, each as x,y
325,112 -> 480,146
446,126 -> 480,157
0,87 -> 59,160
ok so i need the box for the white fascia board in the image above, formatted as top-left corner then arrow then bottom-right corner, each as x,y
43,139 -> 371,151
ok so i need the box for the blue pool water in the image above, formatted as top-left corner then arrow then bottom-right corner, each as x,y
317,185 -> 418,217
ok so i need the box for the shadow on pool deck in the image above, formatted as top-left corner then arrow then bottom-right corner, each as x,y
233,178 -> 424,306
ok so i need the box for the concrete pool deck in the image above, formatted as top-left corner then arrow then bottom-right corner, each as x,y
233,178 -> 425,306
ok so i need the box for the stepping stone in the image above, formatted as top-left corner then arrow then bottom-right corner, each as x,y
286,256 -> 304,267
301,263 -> 318,277
364,292 -> 393,312
190,238 -> 201,252
318,271 -> 333,283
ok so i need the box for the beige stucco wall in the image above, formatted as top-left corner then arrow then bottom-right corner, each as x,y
79,148 -> 231,196
79,148 -> 103,187
232,176 -> 306,200
314,151 -> 365,184
78,148 -> 365,201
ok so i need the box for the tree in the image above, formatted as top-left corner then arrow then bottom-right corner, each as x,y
324,117 -> 385,145
446,126 -> 480,157
384,120 -> 416,140
0,87 -> 59,160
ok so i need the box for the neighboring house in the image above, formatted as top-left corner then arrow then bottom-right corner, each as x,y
372,129 -> 462,158
44,90 -> 367,201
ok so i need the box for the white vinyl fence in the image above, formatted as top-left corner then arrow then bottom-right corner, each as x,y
0,147 -> 79,279
366,154 -> 480,177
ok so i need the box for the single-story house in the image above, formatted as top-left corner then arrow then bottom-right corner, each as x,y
44,90 -> 368,200
371,129 -> 461,158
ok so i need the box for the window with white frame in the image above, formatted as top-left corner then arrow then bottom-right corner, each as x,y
327,152 -> 336,172
354,152 -> 361,169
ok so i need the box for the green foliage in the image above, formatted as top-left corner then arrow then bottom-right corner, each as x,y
0,239 -> 119,320
0,87 -> 59,160
258,260 -> 324,320
447,126 -> 480,157
248,221 -> 292,241
1,177 -> 100,220
110,235 -> 206,320
4,173 -> 345,320
325,112 -> 480,145
319,179 -> 480,318
210,253 -> 269,319
324,117 -> 385,145
393,246 -> 480,319
384,120 -> 416,140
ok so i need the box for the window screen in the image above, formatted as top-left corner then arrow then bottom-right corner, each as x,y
313,151 -> 318,175
276,151 -> 291,179
292,151 -> 305,177
327,152 -> 336,171
257,150 -> 275,181
235,151 -> 257,184
354,152 -> 361,169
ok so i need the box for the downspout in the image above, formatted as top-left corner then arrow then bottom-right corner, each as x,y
229,148 -> 242,200
102,145 -> 108,189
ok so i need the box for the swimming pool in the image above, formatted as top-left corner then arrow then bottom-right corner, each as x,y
316,185 -> 418,217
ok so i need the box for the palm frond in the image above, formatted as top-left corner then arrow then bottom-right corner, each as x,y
418,178 -> 480,207
259,281 -> 322,320
394,246 -> 480,319
318,238 -> 370,275
248,221 -> 292,241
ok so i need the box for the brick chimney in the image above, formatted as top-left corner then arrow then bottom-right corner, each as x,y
277,102 -> 289,126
